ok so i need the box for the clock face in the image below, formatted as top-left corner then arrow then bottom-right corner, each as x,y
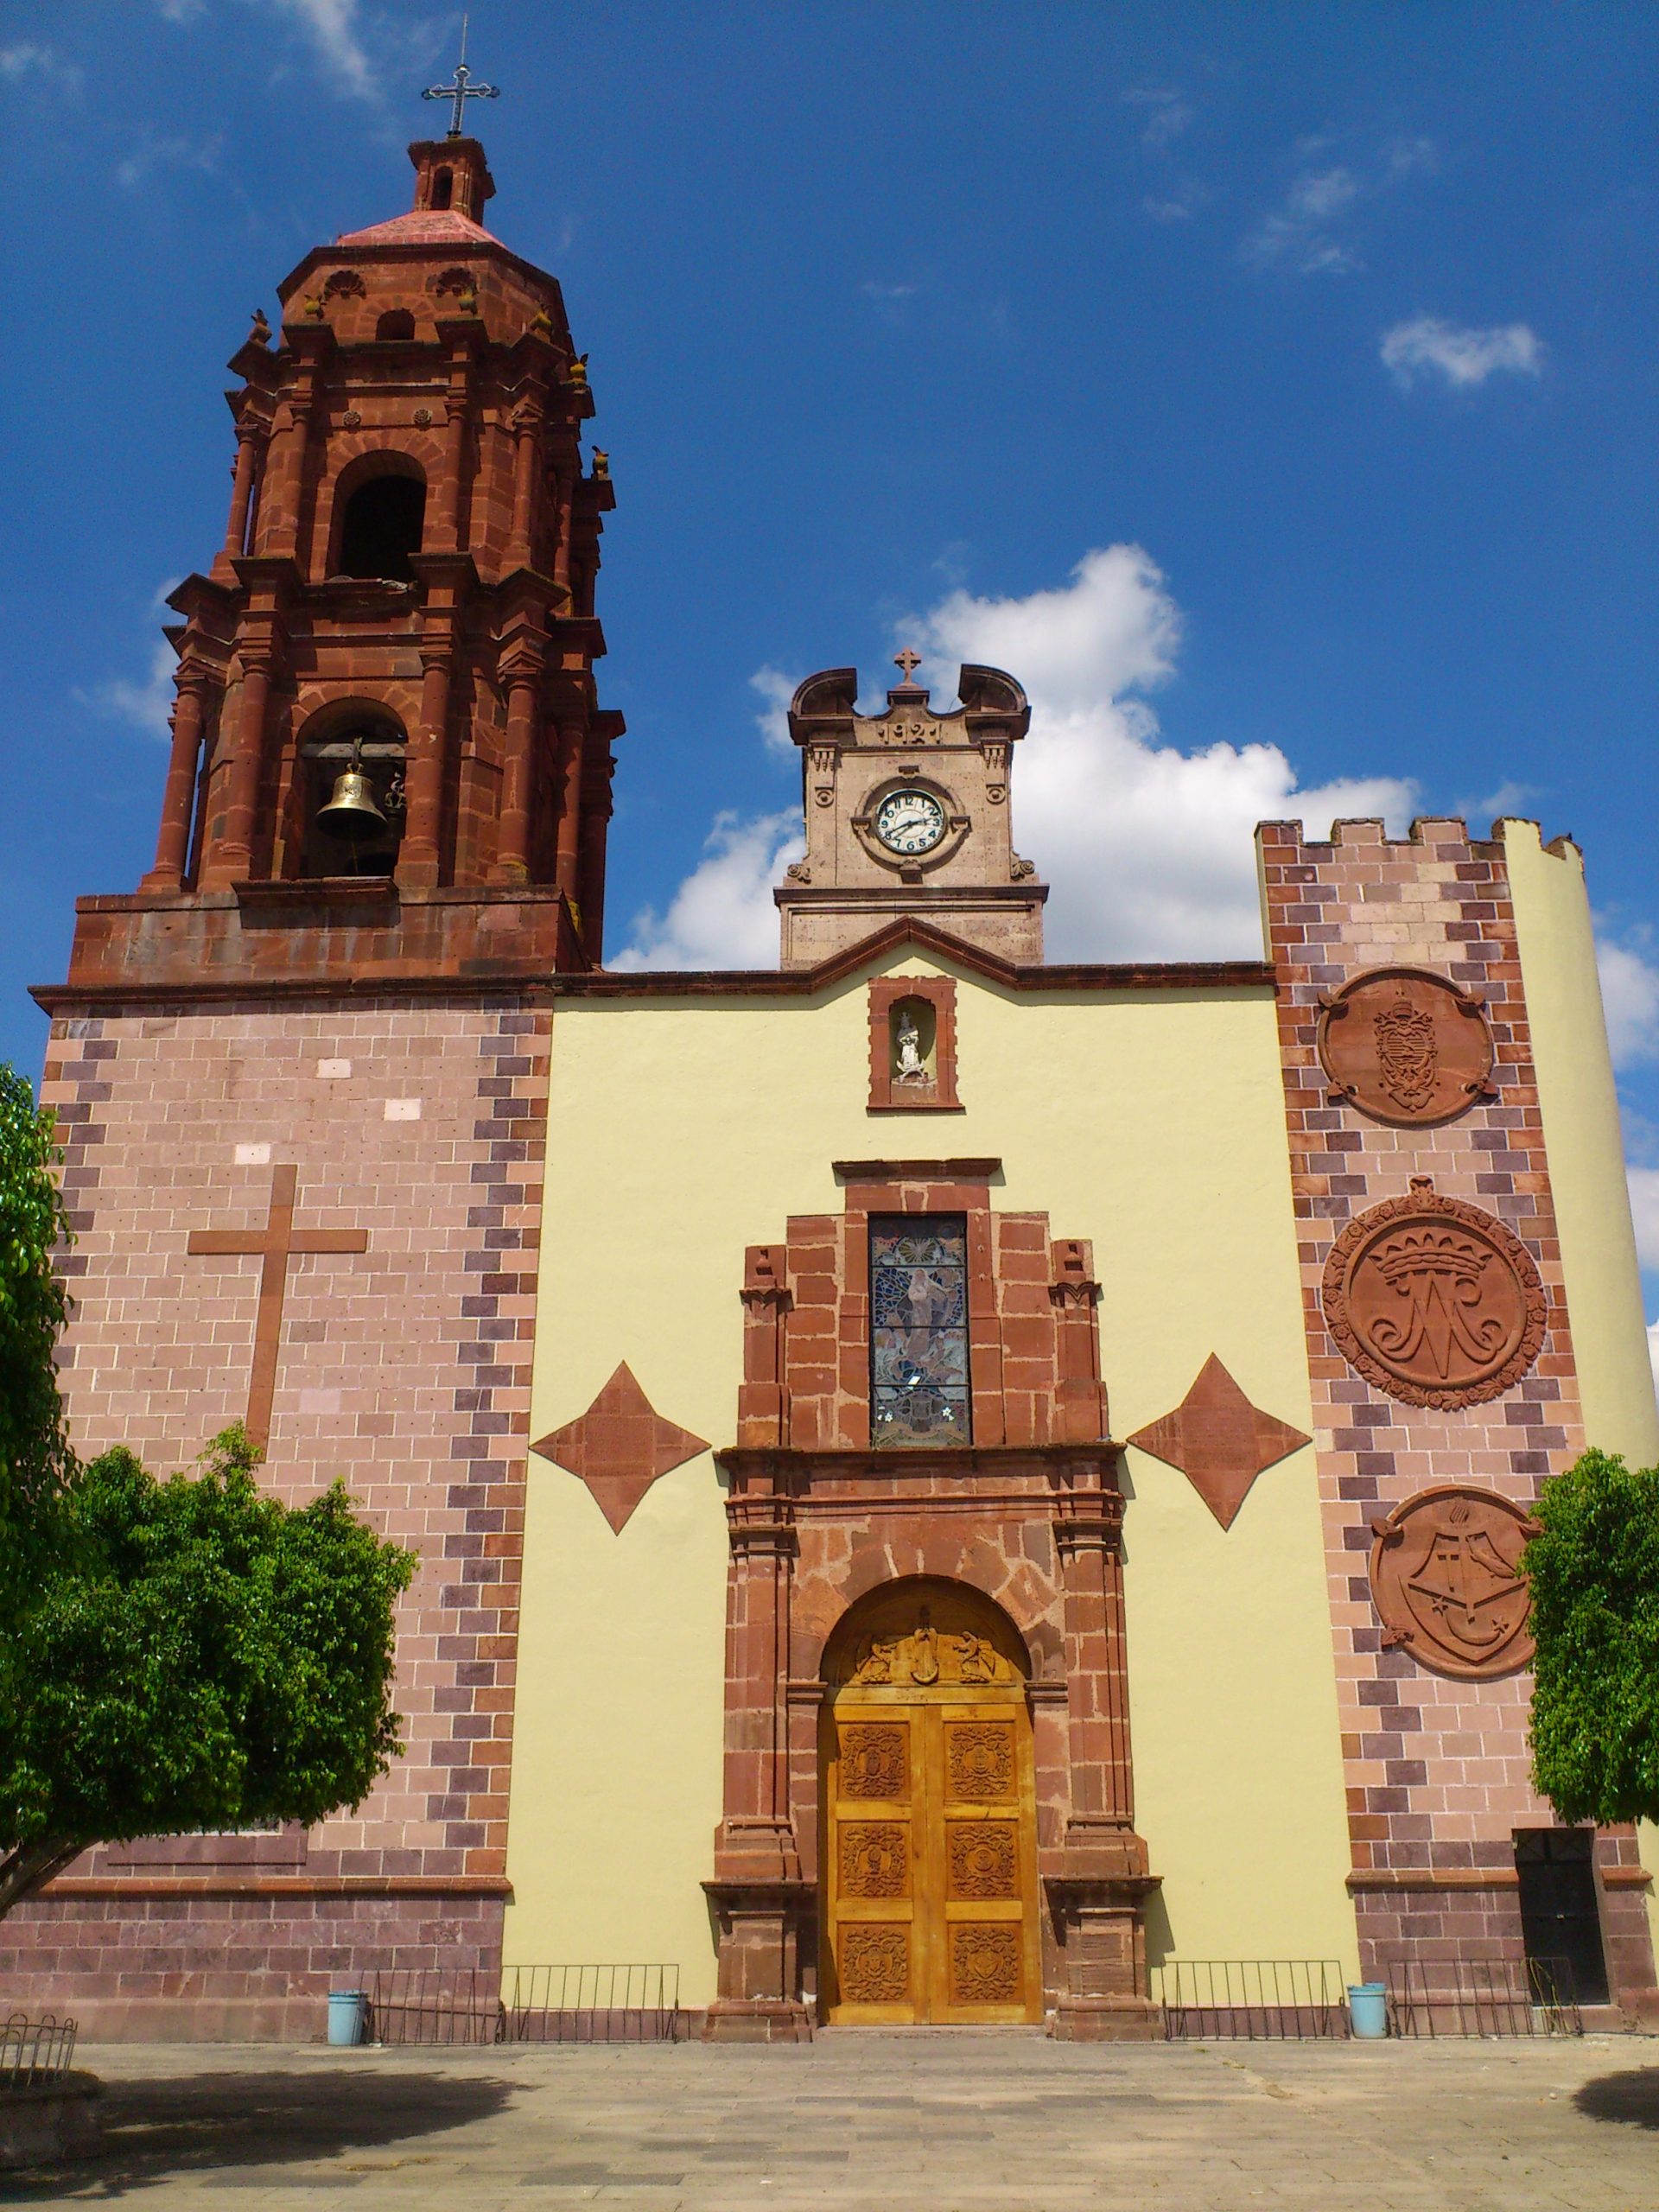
874,786 -> 947,857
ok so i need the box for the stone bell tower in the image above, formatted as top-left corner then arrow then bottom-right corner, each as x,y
13,111 -> 615,2037
81,124 -> 620,990
775,656 -> 1046,967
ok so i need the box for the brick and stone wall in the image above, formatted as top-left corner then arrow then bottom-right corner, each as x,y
0,992 -> 548,2037
1260,816 -> 1656,2009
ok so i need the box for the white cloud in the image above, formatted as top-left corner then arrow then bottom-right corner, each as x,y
0,42 -> 84,95
1143,181 -> 1208,225
613,548 -> 1415,971
73,585 -> 181,743
750,667 -> 798,757
1243,139 -> 1440,278
76,639 -> 177,744
1629,1169 -> 1659,1271
1123,87 -> 1192,149
1243,166 -> 1363,275
118,130 -> 221,190
156,0 -> 208,21
267,0 -> 378,99
1599,931 -> 1659,1070
1649,1318 -> 1659,1392
611,810 -> 804,972
907,549 -> 1413,961
1381,316 -> 1545,390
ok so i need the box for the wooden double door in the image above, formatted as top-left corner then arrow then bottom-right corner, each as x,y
822,1677 -> 1041,2024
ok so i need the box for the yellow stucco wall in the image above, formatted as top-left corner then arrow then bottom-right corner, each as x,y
504,949 -> 1360,1998
1502,819 -> 1659,1967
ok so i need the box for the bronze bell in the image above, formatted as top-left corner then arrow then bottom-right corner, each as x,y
316,741 -> 386,842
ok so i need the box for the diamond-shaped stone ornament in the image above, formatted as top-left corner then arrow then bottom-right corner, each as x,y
531,1363 -> 709,1533
1128,1355 -> 1310,1531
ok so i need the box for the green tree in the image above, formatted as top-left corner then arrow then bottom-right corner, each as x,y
1524,1446 -> 1659,1827
0,1426 -> 416,1916
0,1062 -> 74,1609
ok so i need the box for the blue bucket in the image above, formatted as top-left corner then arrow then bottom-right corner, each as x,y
1347,1981 -> 1388,2038
327,1989 -> 368,2046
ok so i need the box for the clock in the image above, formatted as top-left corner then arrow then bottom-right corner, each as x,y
874,786 -> 947,857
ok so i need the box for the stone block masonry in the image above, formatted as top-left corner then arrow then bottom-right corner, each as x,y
1259,815 -> 1656,2011
0,994 -> 549,2037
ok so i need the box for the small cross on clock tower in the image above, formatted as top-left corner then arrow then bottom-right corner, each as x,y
774,658 -> 1046,968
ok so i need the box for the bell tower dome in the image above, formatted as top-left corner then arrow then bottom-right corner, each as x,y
79,118 -> 620,990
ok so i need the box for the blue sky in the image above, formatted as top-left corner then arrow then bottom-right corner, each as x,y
2,0 -> 1657,1362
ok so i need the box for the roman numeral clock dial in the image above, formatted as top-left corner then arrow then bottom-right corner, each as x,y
874,787 -> 947,857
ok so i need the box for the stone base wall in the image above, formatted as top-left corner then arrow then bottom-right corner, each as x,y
12,987 -> 548,2029
0,1891 -> 505,2042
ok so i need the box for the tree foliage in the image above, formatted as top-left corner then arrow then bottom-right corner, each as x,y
0,1062 -> 73,1606
1524,1446 -> 1659,1827
0,1427 -> 416,1918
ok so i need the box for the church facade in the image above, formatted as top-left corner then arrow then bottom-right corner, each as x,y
8,130 -> 1659,2039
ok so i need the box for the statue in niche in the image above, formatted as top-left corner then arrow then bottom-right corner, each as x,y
893,1006 -> 931,1085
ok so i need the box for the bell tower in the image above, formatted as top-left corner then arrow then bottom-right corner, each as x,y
24,99 -> 621,2034
86,117 -> 620,989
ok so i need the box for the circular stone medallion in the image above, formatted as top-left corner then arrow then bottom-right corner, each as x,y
1321,1187 -> 1546,1408
1370,1484 -> 1537,1679
1318,967 -> 1495,1128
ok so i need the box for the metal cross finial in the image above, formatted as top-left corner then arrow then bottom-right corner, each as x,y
423,13 -> 500,137
893,648 -> 923,683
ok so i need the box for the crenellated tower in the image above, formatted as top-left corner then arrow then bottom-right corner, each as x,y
92,128 -> 620,988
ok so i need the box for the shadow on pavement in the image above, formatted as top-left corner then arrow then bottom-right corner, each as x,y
1573,2069 -> 1659,2130
11,2067 -> 515,2197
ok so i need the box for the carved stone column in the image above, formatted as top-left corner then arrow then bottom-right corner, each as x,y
142,660 -> 215,892
398,641 -> 453,889
737,1246 -> 791,1446
704,1477 -> 812,2042
1047,1463 -> 1160,2040
493,652 -> 542,884
217,413 -> 266,576
508,399 -> 543,566
553,715 -> 587,906
1050,1238 -> 1106,1443
200,641 -> 276,889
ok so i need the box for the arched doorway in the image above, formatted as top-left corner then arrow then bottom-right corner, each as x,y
820,1578 -> 1041,2025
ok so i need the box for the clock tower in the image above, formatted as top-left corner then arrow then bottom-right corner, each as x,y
775,656 -> 1046,967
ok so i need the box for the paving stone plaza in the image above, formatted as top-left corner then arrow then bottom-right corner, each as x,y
12,2032 -> 1659,2209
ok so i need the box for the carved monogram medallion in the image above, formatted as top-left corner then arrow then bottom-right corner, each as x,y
1370,1486 -> 1538,1679
945,1721 -> 1015,1801
1321,1185 -> 1547,1408
838,1723 -> 909,1800
949,1924 -> 1020,2005
947,1822 -> 1018,1899
840,1925 -> 910,2003
1318,968 -> 1496,1128
840,1822 -> 909,1898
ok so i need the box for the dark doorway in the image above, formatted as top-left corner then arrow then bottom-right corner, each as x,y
337,474 -> 425,582
1515,1827 -> 1609,2005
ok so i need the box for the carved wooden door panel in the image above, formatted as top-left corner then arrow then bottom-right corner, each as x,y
823,1684 -> 1039,2025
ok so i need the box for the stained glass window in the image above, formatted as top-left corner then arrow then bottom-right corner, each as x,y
870,1216 -> 971,1448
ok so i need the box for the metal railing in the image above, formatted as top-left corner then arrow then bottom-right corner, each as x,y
0,2011 -> 79,2088
366,1970 -> 500,2046
1385,1955 -> 1581,2038
503,1964 -> 683,2044
365,1965 -> 683,2047
1153,1960 -> 1350,2041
